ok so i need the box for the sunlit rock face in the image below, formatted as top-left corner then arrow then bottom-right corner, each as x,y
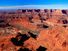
0,9 -> 68,51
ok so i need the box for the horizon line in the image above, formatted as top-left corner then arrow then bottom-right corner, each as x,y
0,5 -> 68,9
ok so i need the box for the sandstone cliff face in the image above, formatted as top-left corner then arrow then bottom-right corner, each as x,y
0,9 -> 68,51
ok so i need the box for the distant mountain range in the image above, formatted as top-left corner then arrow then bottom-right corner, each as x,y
0,5 -> 67,9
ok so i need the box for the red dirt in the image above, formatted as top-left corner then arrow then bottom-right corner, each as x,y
0,9 -> 68,51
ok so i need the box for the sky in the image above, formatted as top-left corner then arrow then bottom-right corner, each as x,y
0,0 -> 67,6
0,0 -> 68,9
